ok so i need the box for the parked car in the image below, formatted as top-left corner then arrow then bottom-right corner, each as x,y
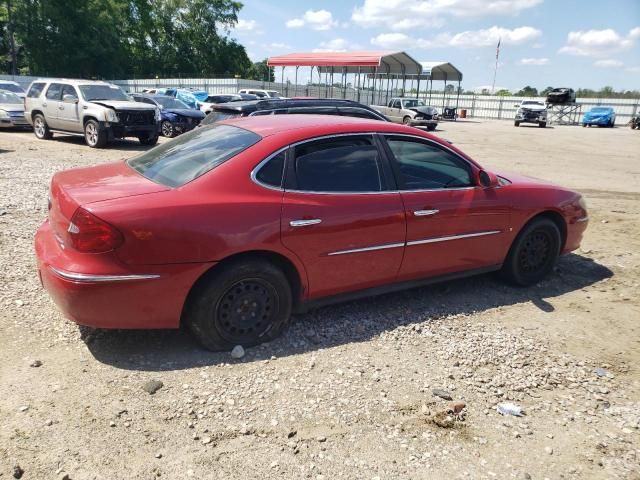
582,107 -> 616,128
35,115 -> 589,351
25,79 -> 160,147
200,98 -> 389,126
514,100 -> 547,128
630,115 -> 640,130
131,94 -> 205,137
0,90 -> 30,128
371,97 -> 439,130
545,88 -> 576,105
238,88 -> 282,99
0,80 -> 26,98
199,93 -> 259,114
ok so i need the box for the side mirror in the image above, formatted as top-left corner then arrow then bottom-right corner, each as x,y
478,170 -> 499,188
63,94 -> 78,103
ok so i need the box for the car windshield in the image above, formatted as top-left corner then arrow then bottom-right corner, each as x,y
0,91 -> 22,104
128,124 -> 260,187
201,110 -> 242,126
403,99 -> 425,108
0,83 -> 24,94
154,97 -> 189,109
79,84 -> 129,101
522,101 -> 545,107
592,107 -> 610,113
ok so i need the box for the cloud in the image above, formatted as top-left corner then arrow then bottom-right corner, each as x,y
312,38 -> 358,53
593,59 -> 624,68
626,66 -> 640,73
352,0 -> 543,30
559,27 -> 639,57
286,9 -> 337,31
270,42 -> 292,50
235,19 -> 258,31
371,26 -> 541,49
519,57 -> 549,65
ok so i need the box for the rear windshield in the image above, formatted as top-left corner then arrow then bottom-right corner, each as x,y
127,124 -> 260,187
0,83 -> 24,93
155,97 -> 189,109
0,91 -> 22,104
201,110 -> 242,126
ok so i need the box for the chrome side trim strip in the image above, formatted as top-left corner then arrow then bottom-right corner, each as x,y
327,242 -> 405,256
576,216 -> 589,223
48,266 -> 160,283
407,230 -> 501,246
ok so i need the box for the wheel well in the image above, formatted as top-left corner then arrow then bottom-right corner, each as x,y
180,250 -> 304,325
527,210 -> 567,250
83,116 -> 98,126
31,109 -> 44,119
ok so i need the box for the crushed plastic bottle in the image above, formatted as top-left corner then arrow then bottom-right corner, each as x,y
496,402 -> 525,417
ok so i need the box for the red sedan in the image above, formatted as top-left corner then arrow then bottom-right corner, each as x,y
36,115 -> 589,350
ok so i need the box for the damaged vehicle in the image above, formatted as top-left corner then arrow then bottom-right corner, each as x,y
131,94 -> 205,137
545,88 -> 576,105
514,100 -> 547,128
25,79 -> 160,147
371,97 -> 439,130
582,107 -> 616,128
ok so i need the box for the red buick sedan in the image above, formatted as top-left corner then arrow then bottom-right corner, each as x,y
36,115 -> 589,350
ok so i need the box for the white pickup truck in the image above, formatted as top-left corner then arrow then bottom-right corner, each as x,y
371,98 -> 439,130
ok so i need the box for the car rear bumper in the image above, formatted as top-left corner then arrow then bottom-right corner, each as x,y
0,117 -> 30,127
35,220 -> 214,329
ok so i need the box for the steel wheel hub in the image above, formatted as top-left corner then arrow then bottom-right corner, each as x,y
519,231 -> 550,273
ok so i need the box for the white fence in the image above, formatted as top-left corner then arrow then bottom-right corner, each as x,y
3,74 -> 638,124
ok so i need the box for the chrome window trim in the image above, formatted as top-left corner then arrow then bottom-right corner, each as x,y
249,132 -> 481,195
327,242 -> 405,256
49,266 -> 160,283
407,230 -> 501,247
250,146 -> 289,192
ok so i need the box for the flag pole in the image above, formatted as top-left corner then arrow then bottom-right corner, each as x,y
491,37 -> 501,93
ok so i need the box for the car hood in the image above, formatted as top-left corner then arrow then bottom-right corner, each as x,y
519,104 -> 546,111
494,170 -> 557,188
164,108 -> 205,118
408,106 -> 437,114
0,103 -> 23,112
584,111 -> 611,118
90,100 -> 156,111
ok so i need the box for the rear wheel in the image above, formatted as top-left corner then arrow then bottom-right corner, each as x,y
139,133 -> 159,146
501,217 -> 561,286
33,114 -> 52,140
84,120 -> 107,148
185,260 -> 293,351
514,121 -> 520,127
427,124 -> 436,131
538,121 -> 546,128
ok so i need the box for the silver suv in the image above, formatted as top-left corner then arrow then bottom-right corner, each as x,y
25,79 -> 161,147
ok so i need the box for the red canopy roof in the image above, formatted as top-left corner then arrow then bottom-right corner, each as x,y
267,51 -> 423,75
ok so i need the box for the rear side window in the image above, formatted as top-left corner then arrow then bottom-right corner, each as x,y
45,83 -> 63,100
255,151 -> 286,188
292,136 -> 382,192
201,110 -> 242,125
128,125 -> 261,187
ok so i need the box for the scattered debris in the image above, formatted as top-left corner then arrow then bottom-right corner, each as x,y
497,403 -> 525,417
30,359 -> 43,368
432,389 -> 453,401
143,380 -> 164,395
448,400 -> 466,414
594,367 -> 608,377
231,345 -> 245,359
13,465 -> 24,479
432,410 -> 455,428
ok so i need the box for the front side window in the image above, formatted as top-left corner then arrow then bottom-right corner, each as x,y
45,83 -> 63,100
386,137 -> 473,190
27,82 -> 46,98
128,124 -> 261,187
292,136 -> 382,192
79,84 -> 129,101
60,85 -> 78,100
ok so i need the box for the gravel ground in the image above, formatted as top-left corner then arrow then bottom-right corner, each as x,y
1,122 -> 639,479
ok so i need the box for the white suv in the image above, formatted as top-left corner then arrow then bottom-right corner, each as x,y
25,79 -> 161,147
238,89 -> 282,99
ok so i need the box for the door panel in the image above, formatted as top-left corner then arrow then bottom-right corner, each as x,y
43,83 -> 63,129
398,188 -> 510,281
58,85 -> 81,132
281,192 -> 406,299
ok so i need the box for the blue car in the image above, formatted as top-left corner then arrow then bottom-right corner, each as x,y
132,94 -> 205,137
582,107 -> 616,128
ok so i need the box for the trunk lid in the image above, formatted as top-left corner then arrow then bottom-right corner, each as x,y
48,161 -> 169,241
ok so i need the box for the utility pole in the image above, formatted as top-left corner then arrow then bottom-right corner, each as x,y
491,37 -> 501,94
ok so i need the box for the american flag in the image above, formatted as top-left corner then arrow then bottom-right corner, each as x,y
496,38 -> 501,60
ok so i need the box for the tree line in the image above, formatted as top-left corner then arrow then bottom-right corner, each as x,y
494,85 -> 640,99
0,0 -> 273,80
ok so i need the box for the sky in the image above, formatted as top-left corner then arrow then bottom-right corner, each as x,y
230,0 -> 640,92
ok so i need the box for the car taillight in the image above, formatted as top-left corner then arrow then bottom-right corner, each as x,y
67,208 -> 123,253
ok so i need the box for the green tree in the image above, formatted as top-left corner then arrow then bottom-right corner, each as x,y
495,89 -> 512,96
515,85 -> 538,97
540,86 -> 554,96
248,59 -> 274,82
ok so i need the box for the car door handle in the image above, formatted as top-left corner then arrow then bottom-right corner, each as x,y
413,209 -> 439,217
58,106 -> 64,110
290,219 -> 322,227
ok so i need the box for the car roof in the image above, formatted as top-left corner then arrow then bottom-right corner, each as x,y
213,98 -> 380,113
31,78 -> 118,87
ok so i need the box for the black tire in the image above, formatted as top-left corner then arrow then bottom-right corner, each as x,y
427,124 -> 436,131
582,123 -> 587,127
185,260 -> 293,351
161,120 -> 175,138
609,119 -> 615,128
139,134 -> 159,146
514,121 -> 520,127
402,116 -> 412,125
501,217 -> 562,286
32,113 -> 52,140
538,121 -> 546,128
84,119 -> 107,148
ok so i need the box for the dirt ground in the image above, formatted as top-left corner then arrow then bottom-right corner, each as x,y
0,120 -> 638,480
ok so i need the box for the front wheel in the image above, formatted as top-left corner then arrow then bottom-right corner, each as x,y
514,121 -> 520,127
84,120 -> 107,148
185,260 -> 293,351
427,124 -> 436,131
501,217 -> 561,286
33,114 -> 53,140
139,134 -> 159,146
161,121 -> 175,138
538,121 -> 546,128
402,116 -> 412,125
